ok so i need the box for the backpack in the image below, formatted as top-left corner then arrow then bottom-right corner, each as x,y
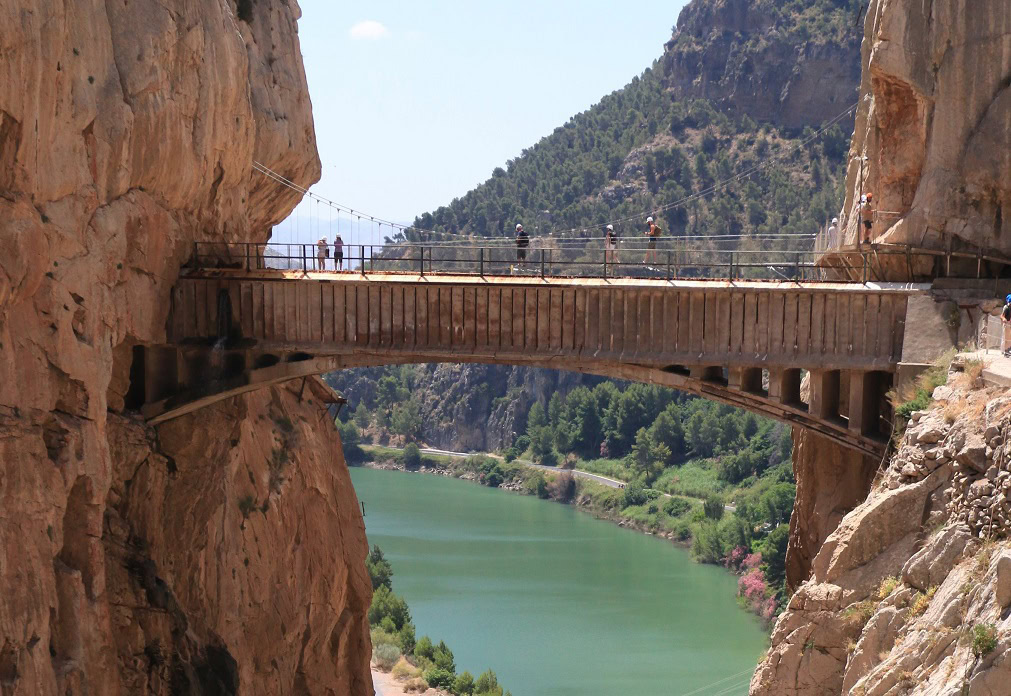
324,246 -> 330,257
1003,303 -> 1011,321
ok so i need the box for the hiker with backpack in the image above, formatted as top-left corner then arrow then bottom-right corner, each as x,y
605,224 -> 618,266
644,216 -> 661,266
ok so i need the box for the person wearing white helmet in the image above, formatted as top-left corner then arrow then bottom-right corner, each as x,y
316,236 -> 329,271
643,216 -> 661,265
515,223 -> 529,265
828,217 -> 838,248
604,224 -> 617,265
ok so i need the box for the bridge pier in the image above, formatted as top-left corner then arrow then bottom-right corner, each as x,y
729,367 -> 764,395
768,368 -> 802,407
809,369 -> 841,421
848,370 -> 891,438
690,366 -> 724,383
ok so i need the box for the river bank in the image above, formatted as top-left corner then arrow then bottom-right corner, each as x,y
354,447 -> 781,626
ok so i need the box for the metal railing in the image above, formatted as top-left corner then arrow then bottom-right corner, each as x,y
188,238 -> 1011,284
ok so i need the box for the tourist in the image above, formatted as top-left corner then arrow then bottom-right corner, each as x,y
316,236 -> 328,271
334,234 -> 344,271
861,193 -> 874,244
828,217 -> 838,247
605,224 -> 617,266
515,223 -> 529,265
644,216 -> 661,265
1002,294 -> 1011,356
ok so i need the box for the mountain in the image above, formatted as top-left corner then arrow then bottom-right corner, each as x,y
330,0 -> 864,453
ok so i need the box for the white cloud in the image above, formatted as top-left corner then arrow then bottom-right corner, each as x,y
349,20 -> 390,40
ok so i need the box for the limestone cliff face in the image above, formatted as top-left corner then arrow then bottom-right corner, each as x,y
837,0 -> 1011,270
752,375 -> 1011,696
662,0 -> 862,129
0,1 -> 371,693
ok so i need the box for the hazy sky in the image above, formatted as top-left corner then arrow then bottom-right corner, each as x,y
274,0 -> 687,243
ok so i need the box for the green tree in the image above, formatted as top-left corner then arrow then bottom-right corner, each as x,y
761,483 -> 796,525
649,406 -> 685,464
368,584 -> 411,630
366,545 -> 393,590
402,442 -> 422,469
691,521 -> 724,564
474,670 -> 503,696
391,399 -> 423,441
453,671 -> 476,695
760,524 -> 790,592
526,402 -> 547,432
627,428 -> 670,485
433,641 -> 456,672
352,404 -> 371,429
703,495 -> 725,521
415,635 -> 434,661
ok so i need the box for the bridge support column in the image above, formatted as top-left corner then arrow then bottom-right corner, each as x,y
769,368 -> 802,406
690,366 -> 723,383
809,369 -> 841,420
848,370 -> 889,437
728,367 -> 764,394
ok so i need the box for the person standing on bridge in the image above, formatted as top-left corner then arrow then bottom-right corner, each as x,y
316,236 -> 328,271
643,216 -> 661,266
1001,294 -> 1011,356
828,217 -> 839,248
334,234 -> 344,271
861,193 -> 874,244
515,223 -> 530,267
605,224 -> 617,266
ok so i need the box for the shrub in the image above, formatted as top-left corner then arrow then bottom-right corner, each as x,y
474,669 -> 503,695
548,472 -> 576,503
423,667 -> 455,689
842,601 -> 876,629
373,643 -> 400,671
877,576 -> 900,599
397,621 -> 416,655
403,677 -> 429,693
392,657 -> 422,681
971,623 -> 998,657
368,585 -> 411,630
432,640 -> 455,672
369,627 -> 398,649
525,473 -> 549,499
909,586 -> 936,616
483,464 -> 505,488
366,545 -> 393,590
414,636 -> 434,661
691,521 -> 724,564
663,497 -> 691,518
622,481 -> 648,507
402,442 -> 422,469
703,495 -> 725,521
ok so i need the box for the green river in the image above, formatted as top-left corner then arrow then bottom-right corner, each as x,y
351,467 -> 766,696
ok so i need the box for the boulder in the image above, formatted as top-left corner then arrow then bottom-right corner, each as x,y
901,525 -> 974,591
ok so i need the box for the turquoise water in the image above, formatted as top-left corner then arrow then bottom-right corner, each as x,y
351,467 -> 765,696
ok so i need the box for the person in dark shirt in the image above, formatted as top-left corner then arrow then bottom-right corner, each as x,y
515,223 -> 530,265
643,216 -> 661,265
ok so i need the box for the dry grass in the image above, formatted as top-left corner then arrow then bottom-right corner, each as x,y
843,601 -> 877,629
391,657 -> 422,681
403,678 -> 429,693
878,576 -> 901,600
888,348 -> 958,424
909,586 -> 937,616
846,638 -> 858,655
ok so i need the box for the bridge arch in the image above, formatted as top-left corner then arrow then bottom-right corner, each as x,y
144,271 -> 921,457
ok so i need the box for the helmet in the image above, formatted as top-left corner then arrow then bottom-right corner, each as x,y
606,224 -> 614,231
646,216 -> 654,223
515,223 -> 523,231
1005,294 -> 1011,304
831,217 -> 838,224
866,192 -> 873,200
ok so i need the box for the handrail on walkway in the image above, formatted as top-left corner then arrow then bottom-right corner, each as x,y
187,239 -> 1011,284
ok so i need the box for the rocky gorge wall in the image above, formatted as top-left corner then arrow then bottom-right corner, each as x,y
836,0 -> 1011,274
0,1 -> 372,693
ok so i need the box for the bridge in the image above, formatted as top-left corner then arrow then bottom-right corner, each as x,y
133,242 -> 943,457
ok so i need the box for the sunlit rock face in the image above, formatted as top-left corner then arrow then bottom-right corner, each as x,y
0,1 -> 372,693
836,0 -> 1011,275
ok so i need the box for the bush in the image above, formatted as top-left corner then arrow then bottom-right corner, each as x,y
397,621 -> 416,655
548,472 -> 576,503
453,671 -> 476,695
971,623 -> 998,657
663,497 -> 691,518
392,657 -> 422,681
373,643 -> 401,671
525,473 -> 550,499
404,677 -> 429,693
691,520 -> 724,563
622,481 -> 648,507
402,442 -> 422,469
474,669 -> 504,695
414,636 -> 434,661
423,667 -> 455,689
703,495 -> 725,521
366,545 -> 393,590
368,584 -> 411,630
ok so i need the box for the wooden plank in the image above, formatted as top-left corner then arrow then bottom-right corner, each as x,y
651,291 -> 663,358
181,281 -> 196,338
440,287 -> 452,348
662,292 -> 676,354
463,287 -> 476,348
501,288 -> 514,349
451,286 -> 464,346
509,288 -> 522,349
321,284 -> 333,343
729,292 -> 744,355
768,293 -> 784,356
280,282 -> 292,342
194,280 -> 208,337
891,296 -> 907,361
835,295 -> 851,357
783,294 -> 798,357
489,287 -> 501,348
549,289 -> 563,351
810,293 -> 825,355
417,286 -> 430,347
561,289 -> 574,351
716,292 -> 731,356
574,289 -> 586,353
850,295 -> 866,357
358,285 -> 370,346
677,292 -> 691,354
741,292 -> 757,356
382,285 -> 394,346
796,293 -> 812,358
865,294 -> 880,357
612,289 -> 625,357
690,292 -> 706,354
587,289 -> 600,355
392,285 -> 404,347
428,285 -> 441,348
476,287 -> 488,348
637,290 -> 651,357
404,286 -> 416,347
309,282 -> 322,343
239,282 -> 253,339
368,285 -> 381,347
528,288 -> 541,350
823,294 -> 837,355
757,292 -> 770,355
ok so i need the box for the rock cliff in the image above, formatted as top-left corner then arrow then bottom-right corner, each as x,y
836,0 -> 1011,274
752,368 -> 1011,696
662,0 -> 862,129
0,1 -> 372,693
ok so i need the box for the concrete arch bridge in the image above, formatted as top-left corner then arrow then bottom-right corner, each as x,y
135,266 -> 935,458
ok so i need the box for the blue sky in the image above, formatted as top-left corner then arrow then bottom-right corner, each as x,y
273,0 -> 687,244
